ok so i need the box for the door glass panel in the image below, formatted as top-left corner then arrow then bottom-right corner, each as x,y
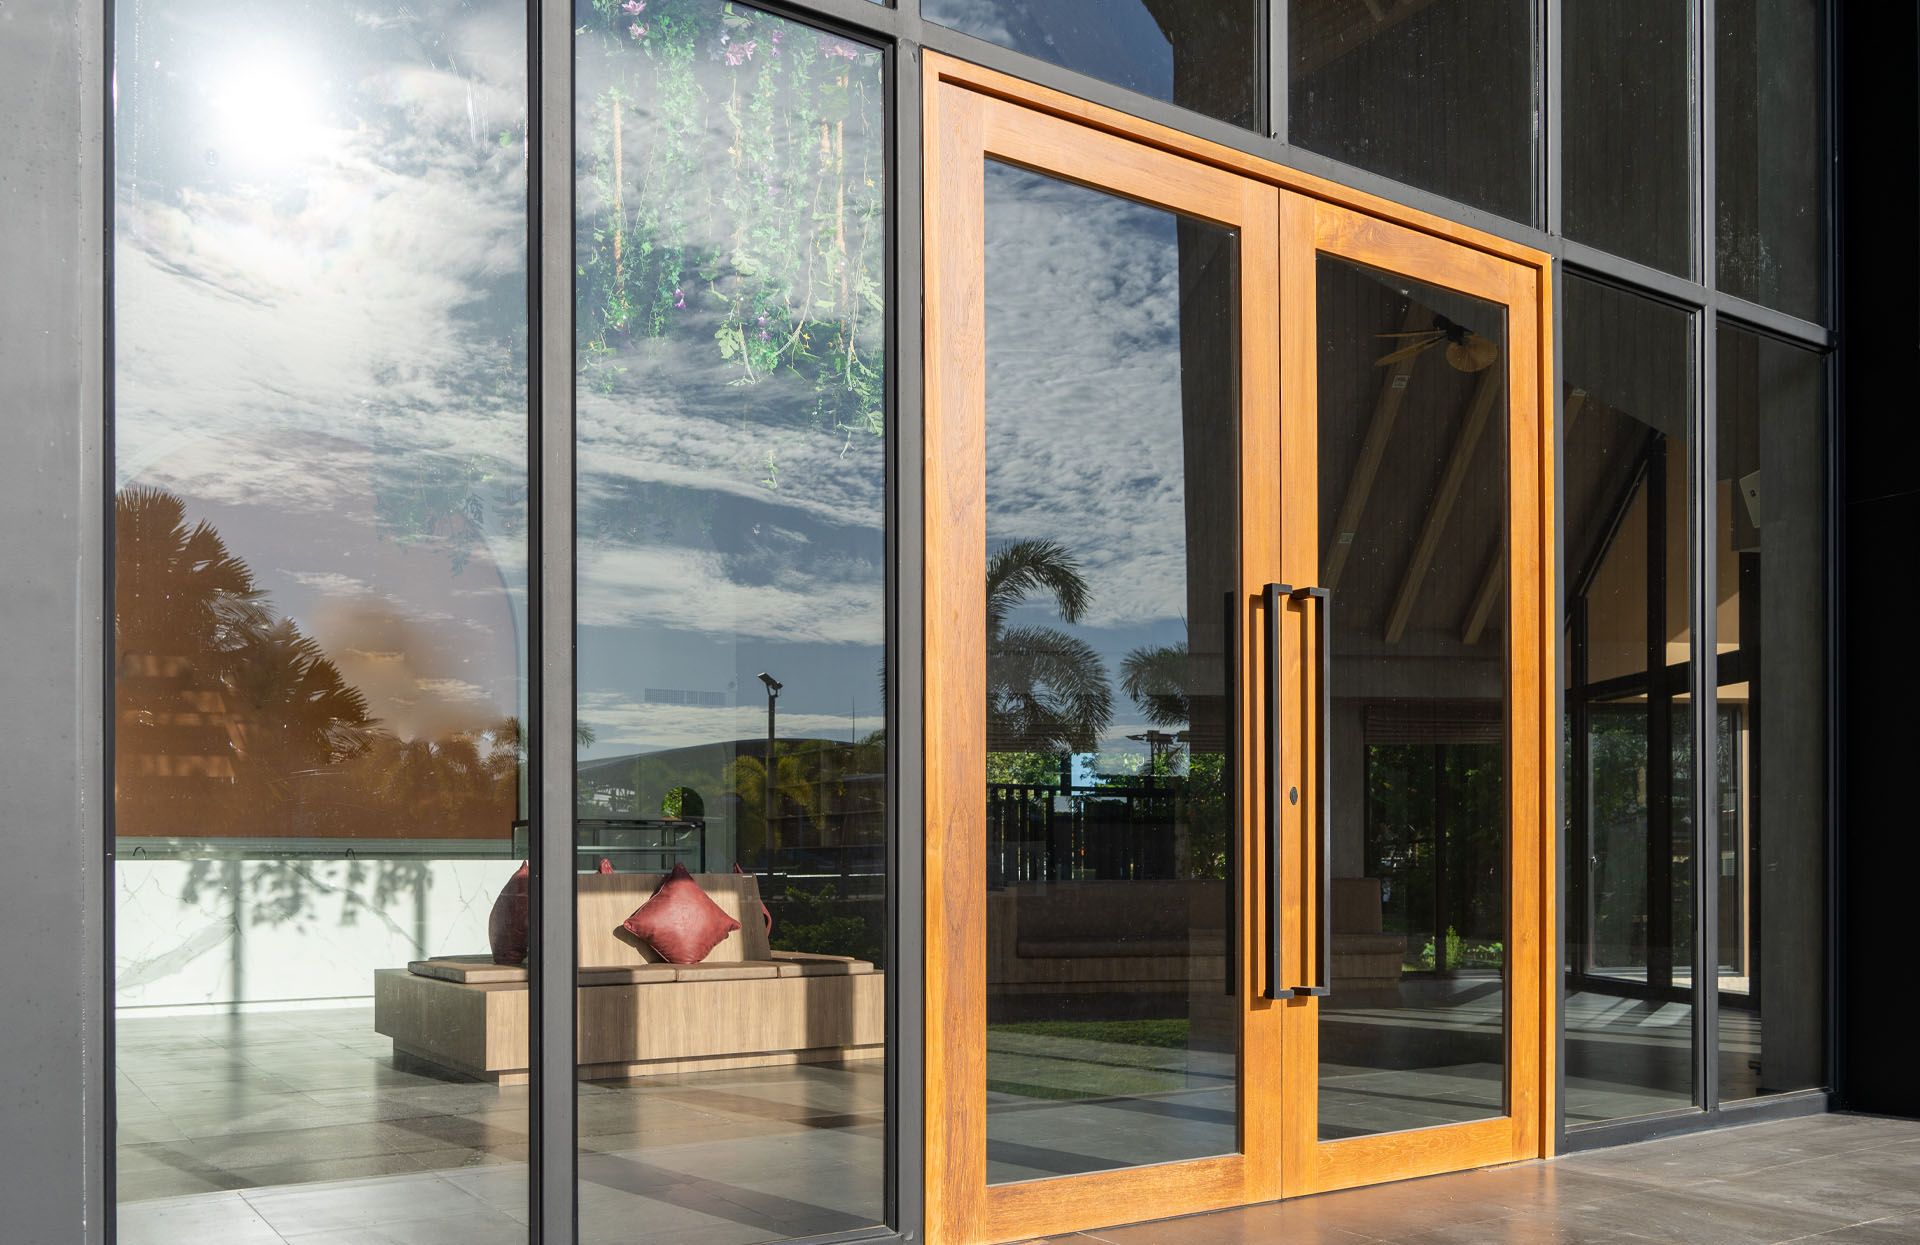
1563,276 -> 1698,1123
573,3 -> 888,1240
1315,256 -> 1508,1139
112,0 -> 530,1234
982,162 -> 1240,1182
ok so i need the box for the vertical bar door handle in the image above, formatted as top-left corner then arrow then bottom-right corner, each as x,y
1224,590 -> 1237,997
1262,583 -> 1291,1001
1291,586 -> 1332,999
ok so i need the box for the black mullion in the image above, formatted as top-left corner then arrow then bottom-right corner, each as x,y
1702,0 -> 1717,297
1268,0 -> 1286,141
1538,0 -> 1553,231
1647,437 -> 1674,992
1695,301 -> 1719,1114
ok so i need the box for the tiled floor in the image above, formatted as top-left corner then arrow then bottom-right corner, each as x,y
116,997 -> 1800,1243
116,1006 -> 887,1244
1027,1113 -> 1920,1245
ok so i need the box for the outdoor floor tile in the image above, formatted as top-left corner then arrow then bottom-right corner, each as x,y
277,1208 -> 528,1245
116,1191 -> 290,1245
1792,1213 -> 1920,1243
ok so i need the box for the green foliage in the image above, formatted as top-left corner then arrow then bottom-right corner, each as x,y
986,751 -> 1067,786
1416,926 -> 1504,972
989,1019 -> 1193,1050
575,0 -> 885,458
769,882 -> 883,965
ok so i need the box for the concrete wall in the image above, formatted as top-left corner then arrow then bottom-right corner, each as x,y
0,1 -> 107,1239
115,859 -> 508,1012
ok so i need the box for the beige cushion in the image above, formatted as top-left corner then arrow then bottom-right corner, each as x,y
576,964 -> 679,986
575,872 -> 773,968
409,956 -> 528,984
773,959 -> 873,977
668,962 -> 781,982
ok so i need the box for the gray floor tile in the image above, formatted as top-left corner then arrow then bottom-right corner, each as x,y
116,1192 -> 290,1245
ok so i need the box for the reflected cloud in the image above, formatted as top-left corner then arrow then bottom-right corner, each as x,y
983,165 -> 1197,631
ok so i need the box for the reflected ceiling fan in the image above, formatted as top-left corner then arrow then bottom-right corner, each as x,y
1375,313 -> 1498,373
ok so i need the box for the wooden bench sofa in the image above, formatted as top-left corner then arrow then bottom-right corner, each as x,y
373,872 -> 882,1084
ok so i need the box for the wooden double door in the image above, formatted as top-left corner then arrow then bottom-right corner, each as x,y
922,55 -> 1555,1244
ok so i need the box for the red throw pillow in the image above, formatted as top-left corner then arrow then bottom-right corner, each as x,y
488,862 -> 530,965
621,864 -> 741,965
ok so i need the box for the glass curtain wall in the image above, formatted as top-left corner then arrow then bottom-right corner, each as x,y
922,0 -> 1263,130
1714,327 -> 1827,1101
111,0 -> 532,1237
1562,4 -> 1693,277
1717,0 -> 1826,318
571,3 -> 889,1241
1561,276 -> 1698,1124
1289,0 -> 1537,224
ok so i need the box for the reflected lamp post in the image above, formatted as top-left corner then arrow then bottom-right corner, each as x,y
757,672 -> 782,882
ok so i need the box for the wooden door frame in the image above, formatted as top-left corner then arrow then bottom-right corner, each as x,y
922,70 -> 1284,1245
922,52 -> 1556,1245
1278,198 -> 1553,1195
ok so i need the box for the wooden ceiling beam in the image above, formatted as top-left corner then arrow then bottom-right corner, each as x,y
1323,304 -> 1428,592
1460,389 -> 1586,646
1385,362 -> 1503,644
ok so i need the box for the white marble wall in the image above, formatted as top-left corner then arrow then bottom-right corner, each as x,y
115,858 -> 514,1012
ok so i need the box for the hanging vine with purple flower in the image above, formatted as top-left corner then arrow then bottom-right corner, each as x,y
576,0 -> 886,479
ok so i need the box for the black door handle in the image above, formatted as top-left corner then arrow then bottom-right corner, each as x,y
1290,585 -> 1333,999
1262,583 -> 1291,1001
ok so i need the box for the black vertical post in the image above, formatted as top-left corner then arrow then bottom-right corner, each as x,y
1648,435 -> 1675,990
1434,744 -> 1450,973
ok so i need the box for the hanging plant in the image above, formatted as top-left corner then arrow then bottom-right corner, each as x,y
575,0 -> 885,458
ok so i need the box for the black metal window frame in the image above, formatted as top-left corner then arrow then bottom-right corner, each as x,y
81,0 -> 1843,1241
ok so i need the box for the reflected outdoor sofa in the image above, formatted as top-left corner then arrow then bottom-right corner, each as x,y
374,872 -> 882,1083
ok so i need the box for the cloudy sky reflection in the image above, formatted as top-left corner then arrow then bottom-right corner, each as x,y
114,0 -> 531,746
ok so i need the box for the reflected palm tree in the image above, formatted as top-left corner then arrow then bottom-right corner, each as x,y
1120,641 -> 1190,730
987,539 -> 1111,754
115,487 -> 379,835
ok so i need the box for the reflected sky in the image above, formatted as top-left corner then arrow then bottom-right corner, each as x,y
114,0 -> 530,749
983,162 -> 1235,759
925,0 -> 1261,129
573,2 -> 887,762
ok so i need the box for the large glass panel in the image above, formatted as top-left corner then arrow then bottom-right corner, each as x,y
112,0 -> 530,1235
1563,4 -> 1693,276
1717,0 -> 1826,319
981,162 -> 1240,1182
1715,327 -> 1827,1100
1315,256 -> 1508,1139
1562,278 -> 1698,1124
1290,0 -> 1537,224
923,0 -> 1263,131
572,3 -> 888,1240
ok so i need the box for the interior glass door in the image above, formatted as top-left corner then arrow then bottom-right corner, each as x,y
1279,196 -> 1550,1193
923,65 -> 1283,1245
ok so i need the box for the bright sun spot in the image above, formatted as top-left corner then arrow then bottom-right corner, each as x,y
207,50 -> 329,174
